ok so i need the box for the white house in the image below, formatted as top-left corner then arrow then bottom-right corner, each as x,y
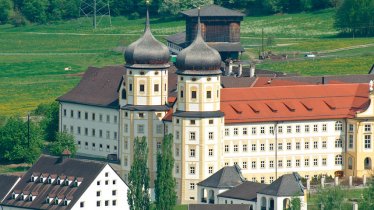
0,152 -> 129,210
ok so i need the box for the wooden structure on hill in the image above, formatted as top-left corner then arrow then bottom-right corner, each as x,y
166,5 -> 245,61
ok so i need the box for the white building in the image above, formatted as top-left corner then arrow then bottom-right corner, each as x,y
0,152 -> 129,210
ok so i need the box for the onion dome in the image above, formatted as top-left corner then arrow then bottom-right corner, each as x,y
176,8 -> 221,75
125,9 -> 170,69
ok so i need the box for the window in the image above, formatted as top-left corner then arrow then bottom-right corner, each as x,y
335,155 -> 343,165
278,160 -> 283,168
365,124 -> 371,132
287,142 -> 291,150
296,159 -> 300,167
322,141 -> 327,148
270,177 -> 274,183
206,91 -> 211,99
349,135 -> 354,149
85,112 -> 88,120
234,145 -> 238,152
269,126 -> 274,134
105,200 -> 109,206
251,144 -> 256,151
208,149 -> 213,156
365,135 -> 371,149
190,166 -> 195,174
208,132 -> 213,140
105,180 -> 109,185
278,126 -> 283,133
234,128 -> 238,135
305,158 -> 309,166
252,177 -> 256,182
243,128 -> 247,135
296,125 -> 300,133
322,158 -> 327,166
305,142 -> 309,149
97,191 -> 101,197
225,128 -> 229,136
139,113 -> 144,118
261,177 -> 265,183
139,84 -> 145,92
243,144 -> 247,152
191,91 -> 197,99
260,161 -> 265,168
106,115 -> 110,123
77,127 -> 81,135
80,202 -> 84,207
154,84 -> 159,92
313,141 -> 318,149
269,160 -> 274,168
260,144 -> 265,151
190,183 -> 195,190
260,127 -> 265,134
313,158 -> 318,166
313,125 -> 318,132
224,145 -> 229,152
209,120 -> 214,124
335,121 -> 343,131
322,124 -> 327,132
63,109 -> 67,116
156,124 -> 163,134
99,129 -> 103,138
175,164 -> 179,173
92,113 -> 96,121
335,139 -> 342,148
208,166 -> 213,173
269,143 -> 274,151
190,120 -> 195,125
156,142 -> 161,151
92,129 -> 95,137
138,125 -> 144,134
305,125 -> 310,132
99,114 -> 103,121
112,200 -> 117,206
190,149 -> 195,157
251,161 -> 256,169
106,131 -> 110,139
296,142 -> 300,150
114,116 -> 118,123
278,143 -> 283,150
84,128 -> 88,136
252,127 -> 257,134
70,110 -> 74,118
287,126 -> 292,133
190,132 -> 196,140
113,180 -> 116,185
287,160 -> 291,167
180,90 -> 184,98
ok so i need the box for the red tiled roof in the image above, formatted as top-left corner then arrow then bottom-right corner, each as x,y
221,83 -> 369,124
163,108 -> 173,122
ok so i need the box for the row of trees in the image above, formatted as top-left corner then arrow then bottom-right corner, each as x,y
0,102 -> 76,164
128,134 -> 176,210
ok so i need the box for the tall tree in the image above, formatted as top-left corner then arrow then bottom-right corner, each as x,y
0,117 -> 43,163
159,0 -> 213,16
21,0 -> 48,23
0,0 -> 12,23
49,132 -> 77,156
38,102 -> 59,141
127,136 -> 151,210
155,134 -> 177,210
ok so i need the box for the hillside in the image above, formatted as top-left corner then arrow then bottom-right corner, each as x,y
0,9 -> 373,116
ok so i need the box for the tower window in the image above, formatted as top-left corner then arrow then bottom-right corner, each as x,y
140,84 -> 145,92
180,90 -> 184,98
191,91 -> 197,99
122,89 -> 127,99
129,84 -> 133,91
154,84 -> 159,92
206,91 -> 211,99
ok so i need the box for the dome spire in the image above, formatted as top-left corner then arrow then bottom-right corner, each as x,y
145,0 -> 150,32
196,7 -> 202,41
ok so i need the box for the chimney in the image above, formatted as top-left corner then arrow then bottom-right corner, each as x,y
228,60 -> 233,75
250,64 -> 255,78
60,149 -> 71,163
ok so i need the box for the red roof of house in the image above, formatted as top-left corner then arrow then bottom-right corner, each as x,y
221,83 -> 370,124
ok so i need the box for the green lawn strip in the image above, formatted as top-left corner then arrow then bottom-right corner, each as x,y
0,164 -> 30,174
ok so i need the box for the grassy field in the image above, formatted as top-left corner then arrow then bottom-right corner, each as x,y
0,9 -> 373,116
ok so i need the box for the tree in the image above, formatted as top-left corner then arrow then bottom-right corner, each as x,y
335,0 -> 374,37
289,196 -> 302,210
48,132 -> 77,156
38,102 -> 59,141
316,186 -> 344,209
0,117 -> 43,163
21,0 -> 48,23
0,0 -> 12,23
359,179 -> 374,209
127,136 -> 150,210
159,0 -> 213,16
155,134 -> 177,210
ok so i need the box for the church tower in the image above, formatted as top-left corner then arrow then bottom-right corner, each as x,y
119,7 -> 170,189
173,9 -> 225,204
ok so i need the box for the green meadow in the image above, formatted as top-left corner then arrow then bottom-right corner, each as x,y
0,9 -> 373,116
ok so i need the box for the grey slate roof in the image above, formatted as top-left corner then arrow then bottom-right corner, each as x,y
0,174 -> 20,202
57,66 -> 125,108
258,173 -> 304,197
2,155 -> 107,210
182,5 -> 245,17
198,165 -> 245,188
189,204 -> 250,210
166,32 -> 186,46
217,181 -> 268,202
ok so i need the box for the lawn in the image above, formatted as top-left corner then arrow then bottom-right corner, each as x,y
307,188 -> 364,210
0,8 -> 373,116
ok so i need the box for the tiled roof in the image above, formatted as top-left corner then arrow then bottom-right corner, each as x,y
181,5 -> 245,17
198,165 -> 245,188
0,174 -> 20,202
2,155 -> 107,210
221,83 -> 369,124
217,181 -> 268,202
258,173 -> 304,196
57,66 -> 125,108
189,204 -> 250,210
208,42 -> 245,52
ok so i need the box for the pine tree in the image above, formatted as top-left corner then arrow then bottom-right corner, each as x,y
127,136 -> 150,210
155,134 -> 177,210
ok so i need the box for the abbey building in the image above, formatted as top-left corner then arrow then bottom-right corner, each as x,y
58,9 -> 374,204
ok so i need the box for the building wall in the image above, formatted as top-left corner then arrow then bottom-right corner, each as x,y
71,164 -> 129,210
59,102 -> 120,159
217,196 -> 256,207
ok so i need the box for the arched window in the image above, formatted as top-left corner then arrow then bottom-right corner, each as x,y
364,157 -> 372,170
335,155 -> 343,165
122,89 -> 126,99
335,121 -> 343,131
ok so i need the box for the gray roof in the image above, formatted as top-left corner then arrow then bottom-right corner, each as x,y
2,155 -> 109,210
57,66 -> 125,108
166,32 -> 186,46
369,64 -> 374,74
189,204 -> 250,210
217,181 -> 268,202
182,5 -> 245,17
221,77 -> 257,88
258,173 -> 304,197
198,165 -> 245,188
0,174 -> 20,202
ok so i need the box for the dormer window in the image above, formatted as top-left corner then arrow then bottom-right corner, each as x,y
46,196 -> 50,204
54,198 -> 59,205
48,177 -> 52,184
40,177 -> 44,183
31,176 -> 35,182
20,193 -> 25,200
57,178 -> 61,185
29,195 -> 33,201
64,179 -> 69,186
64,199 -> 70,206
74,180 -> 78,187
11,192 -> 16,199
